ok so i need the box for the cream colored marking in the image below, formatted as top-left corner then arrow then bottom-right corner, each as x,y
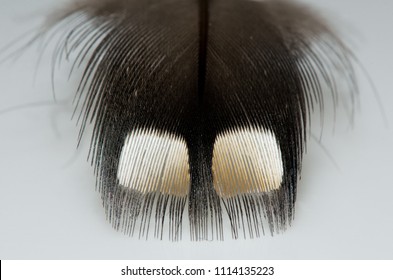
212,127 -> 284,197
117,128 -> 190,197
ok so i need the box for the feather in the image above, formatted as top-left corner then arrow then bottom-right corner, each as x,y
35,0 -> 357,240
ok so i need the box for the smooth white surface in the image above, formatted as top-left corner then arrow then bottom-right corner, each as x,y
0,0 -> 392,259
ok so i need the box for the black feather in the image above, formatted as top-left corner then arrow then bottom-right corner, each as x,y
35,0 -> 357,240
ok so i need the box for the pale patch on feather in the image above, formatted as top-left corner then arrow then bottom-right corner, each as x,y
212,127 -> 283,197
117,128 -> 190,197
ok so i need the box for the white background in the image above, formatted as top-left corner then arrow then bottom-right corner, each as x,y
2,260 -> 393,279
0,0 -> 392,259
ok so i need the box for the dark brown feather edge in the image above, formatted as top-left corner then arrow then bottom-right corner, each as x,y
33,0 -> 358,240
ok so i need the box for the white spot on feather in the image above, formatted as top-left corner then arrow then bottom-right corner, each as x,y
117,128 -> 190,196
212,127 -> 283,197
